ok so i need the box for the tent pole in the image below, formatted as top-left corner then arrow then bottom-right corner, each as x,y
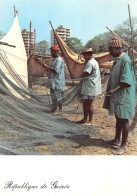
28,21 -> 32,88
128,4 -> 135,73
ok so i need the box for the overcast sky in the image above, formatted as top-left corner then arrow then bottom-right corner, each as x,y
0,0 -> 137,45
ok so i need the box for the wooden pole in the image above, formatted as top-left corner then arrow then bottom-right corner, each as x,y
0,41 -> 15,48
128,4 -> 135,73
13,5 -> 18,17
106,26 -> 130,48
29,21 -> 32,55
34,28 -> 36,54
13,5 -> 16,17
28,21 -> 32,88
106,26 -> 137,55
127,5 -> 137,132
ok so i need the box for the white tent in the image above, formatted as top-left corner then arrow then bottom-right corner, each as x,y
0,14 -> 28,97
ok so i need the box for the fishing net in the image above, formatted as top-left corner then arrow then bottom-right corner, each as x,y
0,48 -> 109,155
0,16 -> 135,155
1,46 -> 136,155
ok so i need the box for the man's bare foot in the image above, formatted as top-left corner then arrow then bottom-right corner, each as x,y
107,139 -> 121,147
83,121 -> 92,126
53,110 -> 63,115
76,119 -> 87,124
112,146 -> 127,155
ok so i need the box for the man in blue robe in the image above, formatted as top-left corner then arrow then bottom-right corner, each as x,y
43,46 -> 65,115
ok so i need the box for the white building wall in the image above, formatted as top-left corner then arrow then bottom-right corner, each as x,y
21,29 -> 35,56
50,25 -> 70,47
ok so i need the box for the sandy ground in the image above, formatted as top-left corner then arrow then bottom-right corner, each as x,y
0,85 -> 136,155
34,94 -> 137,155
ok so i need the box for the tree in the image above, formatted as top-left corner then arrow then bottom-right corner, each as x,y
85,32 -> 112,53
85,17 -> 137,53
115,17 -> 137,51
65,37 -> 84,54
35,40 -> 49,55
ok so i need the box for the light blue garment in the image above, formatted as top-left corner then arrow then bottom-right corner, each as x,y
46,56 -> 66,91
81,57 -> 102,96
81,95 -> 95,101
50,89 -> 64,109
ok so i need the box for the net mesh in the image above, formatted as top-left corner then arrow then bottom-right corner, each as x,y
0,19 -> 135,155
0,48 -> 107,155
0,48 -> 136,155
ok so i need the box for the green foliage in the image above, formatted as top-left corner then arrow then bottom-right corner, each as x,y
35,40 -> 49,55
65,37 -> 84,54
115,17 -> 137,50
85,32 -> 113,53
85,17 -> 137,53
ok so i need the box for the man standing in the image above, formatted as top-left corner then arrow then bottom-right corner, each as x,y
103,37 -> 136,155
77,48 -> 102,125
43,46 -> 65,114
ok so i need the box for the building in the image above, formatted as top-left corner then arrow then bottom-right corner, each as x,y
50,25 -> 70,47
21,29 -> 35,56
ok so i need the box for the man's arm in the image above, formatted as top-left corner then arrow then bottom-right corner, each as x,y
82,72 -> 90,78
43,58 -> 62,73
106,82 -> 130,96
101,70 -> 110,76
42,64 -> 56,73
82,61 -> 93,79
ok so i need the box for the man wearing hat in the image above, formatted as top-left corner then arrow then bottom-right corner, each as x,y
77,48 -> 102,125
103,37 -> 136,155
43,45 -> 65,114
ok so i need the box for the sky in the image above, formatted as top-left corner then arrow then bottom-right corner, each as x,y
0,0 -> 137,45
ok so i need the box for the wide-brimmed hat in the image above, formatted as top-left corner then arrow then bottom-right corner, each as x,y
51,45 -> 60,51
109,38 -> 122,48
81,48 -> 93,54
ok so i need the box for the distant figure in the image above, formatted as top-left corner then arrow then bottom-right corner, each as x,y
43,46 -> 65,115
103,37 -> 136,155
77,48 -> 102,125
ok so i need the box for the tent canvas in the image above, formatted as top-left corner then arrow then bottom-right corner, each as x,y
0,14 -> 28,97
